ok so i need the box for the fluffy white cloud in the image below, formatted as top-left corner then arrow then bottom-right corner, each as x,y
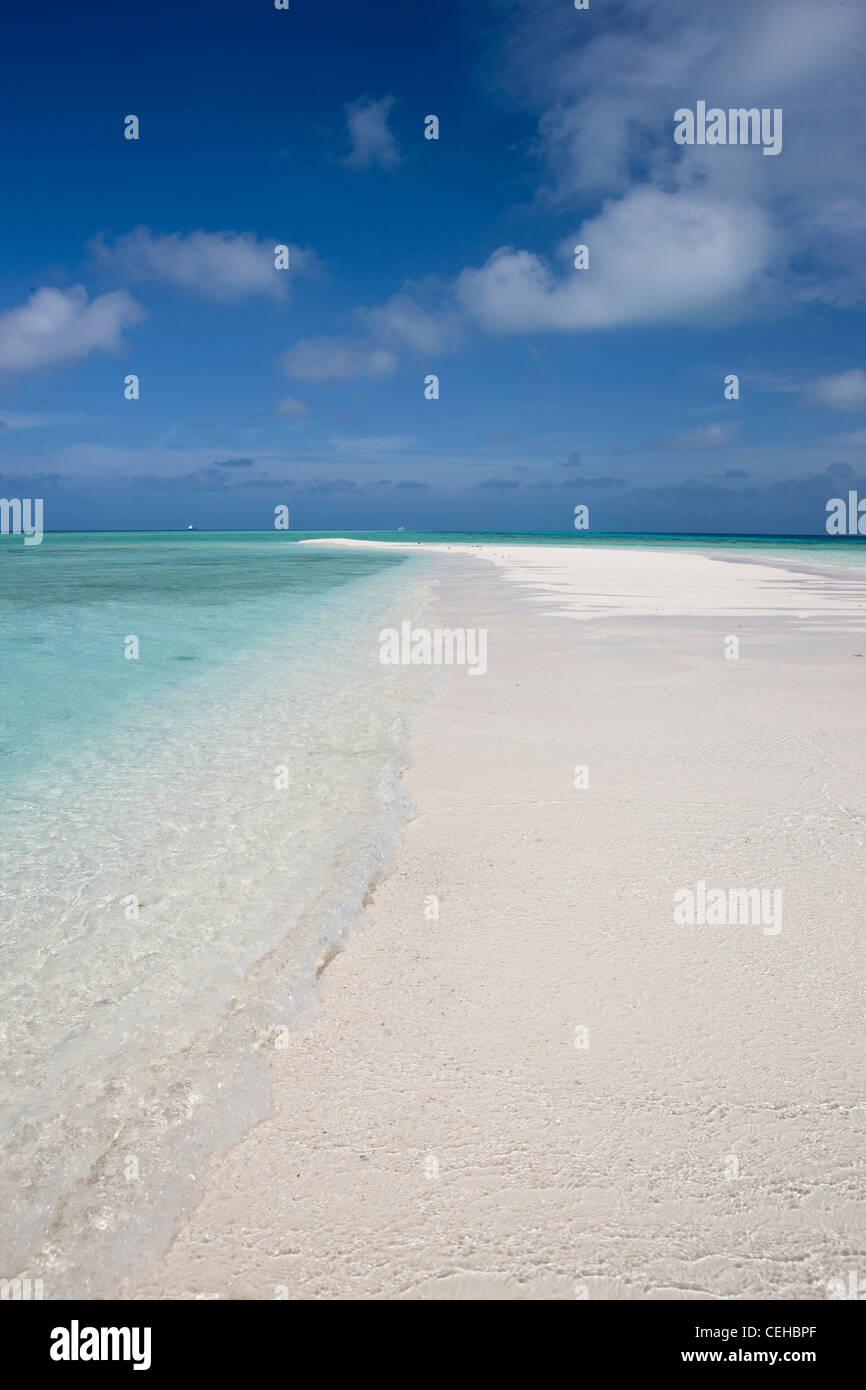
283,336 -> 397,381
494,0 -> 866,308
281,291 -> 456,387
0,286 -> 144,372
341,96 -> 400,170
457,188 -> 774,332
90,228 -> 309,301
363,292 -> 460,354
809,370 -> 866,411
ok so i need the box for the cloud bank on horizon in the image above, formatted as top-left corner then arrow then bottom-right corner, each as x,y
1,0 -> 866,534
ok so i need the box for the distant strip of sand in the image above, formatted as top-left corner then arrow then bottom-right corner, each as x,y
135,542 -> 866,1300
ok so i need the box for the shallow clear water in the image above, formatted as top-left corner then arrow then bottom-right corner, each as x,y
0,532 -> 436,1296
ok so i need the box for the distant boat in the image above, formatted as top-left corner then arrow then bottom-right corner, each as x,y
186,524 -> 197,531
397,525 -> 405,532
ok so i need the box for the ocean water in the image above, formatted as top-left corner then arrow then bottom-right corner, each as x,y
0,532 -> 438,1297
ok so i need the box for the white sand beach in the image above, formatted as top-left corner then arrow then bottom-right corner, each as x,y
133,543 -> 866,1300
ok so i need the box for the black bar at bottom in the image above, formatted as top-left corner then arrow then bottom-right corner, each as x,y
4,1297 -> 860,1376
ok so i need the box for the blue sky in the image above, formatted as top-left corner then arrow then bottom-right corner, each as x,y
2,0 -> 866,534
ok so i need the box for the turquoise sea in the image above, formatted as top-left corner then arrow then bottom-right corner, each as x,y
1,527 -> 863,1295
0,531 -> 438,1296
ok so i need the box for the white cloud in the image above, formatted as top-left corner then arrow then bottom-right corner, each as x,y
332,434 -> 415,454
0,286 -> 144,372
341,96 -> 400,170
90,228 -> 310,301
493,0 -> 866,308
810,369 -> 866,411
363,292 -> 460,354
456,187 -> 774,332
654,422 -> 738,450
283,336 -> 397,381
279,291 -> 457,388
0,409 -> 91,429
273,396 -> 311,418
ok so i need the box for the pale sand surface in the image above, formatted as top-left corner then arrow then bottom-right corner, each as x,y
133,545 -> 865,1300
301,537 -> 866,625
